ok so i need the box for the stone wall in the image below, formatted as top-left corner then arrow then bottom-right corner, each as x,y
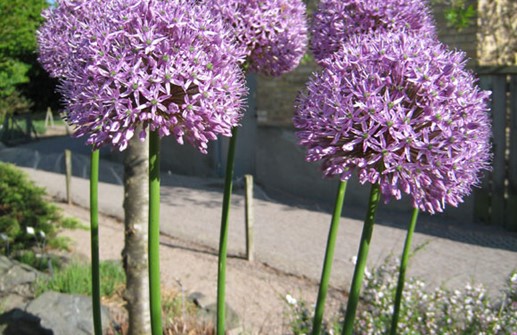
477,0 -> 517,66
256,60 -> 317,127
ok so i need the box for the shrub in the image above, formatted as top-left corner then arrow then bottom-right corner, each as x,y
0,162 -> 61,252
286,259 -> 517,334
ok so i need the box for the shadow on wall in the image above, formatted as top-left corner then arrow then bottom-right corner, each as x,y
254,126 -> 476,224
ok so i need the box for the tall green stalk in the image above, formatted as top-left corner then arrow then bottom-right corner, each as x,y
149,130 -> 163,335
217,127 -> 238,335
90,149 -> 102,335
390,207 -> 419,335
341,183 -> 381,335
312,180 -> 347,335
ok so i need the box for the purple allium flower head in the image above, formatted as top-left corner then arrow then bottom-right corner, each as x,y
310,0 -> 436,64
294,32 -> 492,213
205,0 -> 308,76
38,0 -> 247,153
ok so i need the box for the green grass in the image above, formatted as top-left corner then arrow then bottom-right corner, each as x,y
47,236 -> 72,251
31,118 -> 65,135
60,217 -> 89,230
35,260 -> 126,298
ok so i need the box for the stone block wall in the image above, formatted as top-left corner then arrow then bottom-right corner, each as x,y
477,0 -> 517,66
256,60 -> 317,127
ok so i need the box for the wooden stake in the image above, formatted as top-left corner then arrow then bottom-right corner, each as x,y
244,174 -> 254,262
65,149 -> 72,205
45,107 -> 54,128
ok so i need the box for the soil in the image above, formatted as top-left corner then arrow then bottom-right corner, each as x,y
56,202 -> 344,335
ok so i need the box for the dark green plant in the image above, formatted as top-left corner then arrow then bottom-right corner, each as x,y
431,0 -> 476,31
0,162 -> 61,252
444,4 -> 476,30
13,250 -> 61,272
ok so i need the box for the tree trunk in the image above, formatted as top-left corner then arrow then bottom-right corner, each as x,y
122,125 -> 151,335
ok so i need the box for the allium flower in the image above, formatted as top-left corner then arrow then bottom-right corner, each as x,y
38,0 -> 104,78
38,0 -> 247,152
205,0 -> 308,76
310,0 -> 436,63
293,32 -> 492,213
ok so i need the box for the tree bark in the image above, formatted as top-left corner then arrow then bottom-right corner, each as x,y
122,125 -> 151,335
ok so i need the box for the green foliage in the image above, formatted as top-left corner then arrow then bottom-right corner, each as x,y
35,261 -> 126,297
14,249 -> 61,272
30,116 -> 66,135
0,163 -> 86,256
444,4 -> 476,30
0,59 -> 31,95
46,236 -> 72,251
0,90 -> 32,123
0,0 -> 50,118
0,0 -> 47,57
286,260 -> 517,334
432,0 -> 476,31
60,217 -> 88,230
0,162 -> 61,252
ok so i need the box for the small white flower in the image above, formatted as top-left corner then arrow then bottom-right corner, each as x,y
351,256 -> 357,265
38,231 -> 46,238
0,233 -> 7,241
26,227 -> 35,235
285,294 -> 297,305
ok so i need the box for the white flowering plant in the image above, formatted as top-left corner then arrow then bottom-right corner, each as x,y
285,258 -> 517,334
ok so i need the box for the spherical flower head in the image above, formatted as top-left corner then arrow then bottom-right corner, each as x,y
311,0 -> 436,64
294,32 -> 492,214
206,0 -> 308,77
38,0 -> 247,153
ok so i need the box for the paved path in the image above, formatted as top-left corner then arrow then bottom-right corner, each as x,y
1,137 -> 516,297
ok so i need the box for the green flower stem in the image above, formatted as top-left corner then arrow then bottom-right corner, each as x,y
90,149 -> 102,335
342,183 -> 381,335
390,207 -> 419,335
149,130 -> 163,335
312,180 -> 348,335
217,126 -> 238,335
